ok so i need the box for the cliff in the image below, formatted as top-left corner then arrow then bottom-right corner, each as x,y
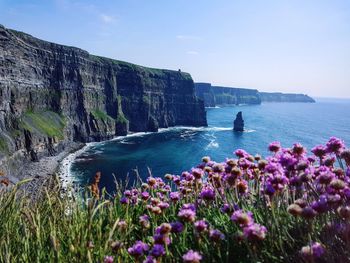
259,92 -> 315,103
0,25 -> 207,176
194,83 -> 261,107
194,83 -> 315,106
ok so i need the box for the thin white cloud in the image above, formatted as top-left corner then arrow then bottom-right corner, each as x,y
187,51 -> 199,55
100,14 -> 116,24
176,35 -> 201,40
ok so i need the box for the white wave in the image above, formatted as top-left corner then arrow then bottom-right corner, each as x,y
57,143 -> 94,188
244,129 -> 256,133
205,140 -> 219,149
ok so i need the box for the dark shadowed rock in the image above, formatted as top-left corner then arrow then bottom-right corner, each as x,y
233,112 -> 244,132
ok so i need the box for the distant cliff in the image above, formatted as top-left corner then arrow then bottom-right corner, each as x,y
194,83 -> 315,107
195,83 -> 261,107
0,25 -> 207,174
259,92 -> 315,103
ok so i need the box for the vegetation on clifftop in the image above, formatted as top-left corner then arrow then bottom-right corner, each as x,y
1,137 -> 350,262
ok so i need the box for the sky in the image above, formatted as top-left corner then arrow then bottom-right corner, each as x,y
1,0 -> 350,98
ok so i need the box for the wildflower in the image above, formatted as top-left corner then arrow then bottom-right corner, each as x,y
110,241 -> 123,253
150,244 -> 165,258
170,221 -> 184,233
287,204 -> 303,216
120,197 -> 129,205
128,241 -> 149,258
117,220 -> 128,231
292,143 -> 306,156
158,201 -> 170,210
164,174 -> 173,180
301,207 -> 317,219
340,149 -> 350,165
235,149 -> 248,158
312,145 -> 327,158
209,229 -> 225,242
139,215 -> 150,229
153,233 -> 171,245
330,179 -> 346,190
243,223 -> 267,241
268,141 -> 281,153
202,156 -> 211,163
192,168 -> 204,179
300,242 -> 325,260
141,191 -> 150,200
231,210 -> 254,227
182,250 -> 202,263
178,208 -> 196,223
326,137 -> 345,154
143,256 -> 157,263
212,163 -> 225,173
200,187 -> 215,201
194,220 -> 208,233
237,180 -> 248,194
170,191 -> 181,202
124,190 -> 132,197
220,203 -> 231,214
147,177 -> 157,187
104,256 -> 114,263
337,206 -> 350,219
157,223 -> 172,234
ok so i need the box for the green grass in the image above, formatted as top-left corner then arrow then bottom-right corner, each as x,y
116,96 -> 128,125
91,109 -> 114,122
0,136 -> 8,153
20,111 -> 66,139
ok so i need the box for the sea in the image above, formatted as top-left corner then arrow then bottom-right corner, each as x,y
60,98 -> 350,192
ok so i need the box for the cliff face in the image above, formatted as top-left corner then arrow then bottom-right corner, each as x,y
194,83 -> 315,106
259,92 -> 315,103
0,25 -> 206,173
194,83 -> 261,107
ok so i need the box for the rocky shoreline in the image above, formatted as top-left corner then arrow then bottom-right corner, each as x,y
0,142 -> 85,193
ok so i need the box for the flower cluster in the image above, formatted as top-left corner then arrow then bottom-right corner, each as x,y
109,137 -> 350,262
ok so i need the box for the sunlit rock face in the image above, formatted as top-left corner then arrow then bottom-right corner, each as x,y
0,25 -> 207,171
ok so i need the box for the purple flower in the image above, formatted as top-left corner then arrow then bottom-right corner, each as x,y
192,168 -> 204,179
200,187 -> 215,201
209,229 -> 225,242
292,143 -> 306,156
268,141 -> 281,153
104,256 -> 114,263
170,221 -> 184,233
143,256 -> 156,263
182,203 -> 196,211
235,149 -> 249,158
178,208 -> 196,222
311,145 -> 327,158
120,197 -> 129,205
158,201 -> 170,210
301,242 -> 325,260
141,191 -> 150,200
326,137 -> 345,154
220,203 -> 231,214
139,215 -> 150,229
182,250 -> 202,263
127,241 -> 149,257
170,191 -> 181,202
150,244 -> 165,258
194,220 -> 208,233
243,223 -> 267,241
231,210 -> 254,227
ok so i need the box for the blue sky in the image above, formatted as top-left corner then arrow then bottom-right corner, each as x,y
1,0 -> 350,98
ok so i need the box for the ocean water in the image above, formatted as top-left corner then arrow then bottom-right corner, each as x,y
68,99 -> 350,192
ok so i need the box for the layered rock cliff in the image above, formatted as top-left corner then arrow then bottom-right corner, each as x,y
0,25 -> 207,175
194,83 -> 315,107
259,92 -> 315,103
194,83 -> 261,107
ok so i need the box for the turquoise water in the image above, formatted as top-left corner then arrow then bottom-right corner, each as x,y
70,99 -> 350,192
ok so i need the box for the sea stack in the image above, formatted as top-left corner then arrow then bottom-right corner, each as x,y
233,112 -> 244,132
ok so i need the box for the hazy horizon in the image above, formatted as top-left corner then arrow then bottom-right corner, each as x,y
1,0 -> 349,98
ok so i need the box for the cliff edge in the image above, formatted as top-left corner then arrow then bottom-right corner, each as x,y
0,25 -> 207,177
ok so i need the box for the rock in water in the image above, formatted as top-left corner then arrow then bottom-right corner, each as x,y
233,112 -> 244,132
